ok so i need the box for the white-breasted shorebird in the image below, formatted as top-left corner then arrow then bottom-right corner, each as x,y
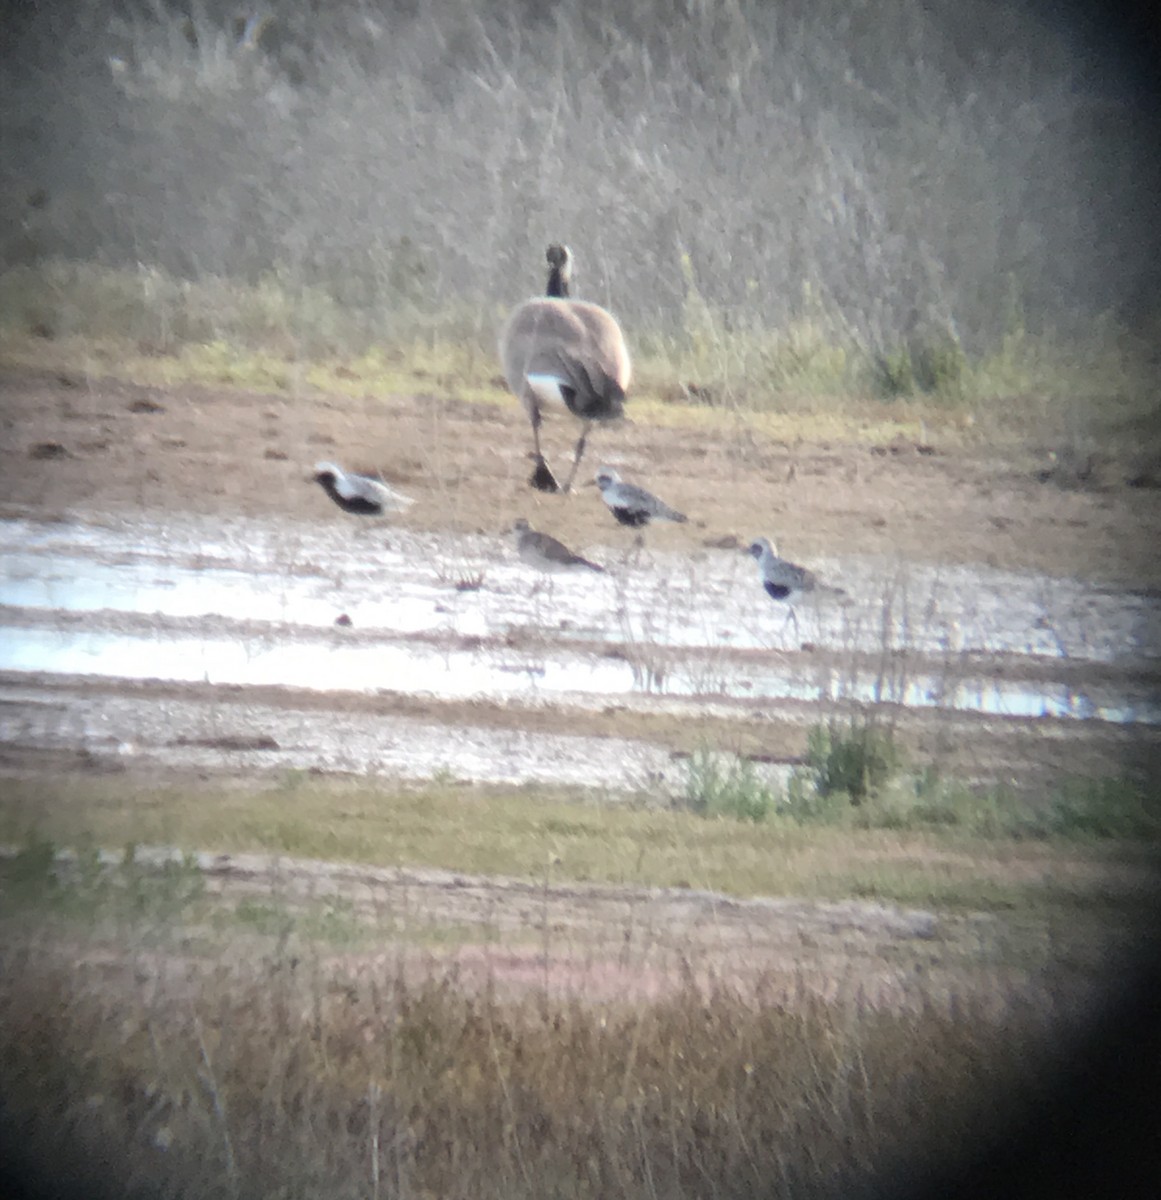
312,462 -> 415,517
594,466 -> 687,528
747,536 -> 845,637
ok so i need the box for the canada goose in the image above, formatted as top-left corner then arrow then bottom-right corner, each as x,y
499,244 -> 631,494
511,518 -> 605,573
593,466 -> 687,528
312,462 -> 415,516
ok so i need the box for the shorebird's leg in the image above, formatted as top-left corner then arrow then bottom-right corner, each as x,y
620,531 -> 645,568
559,421 -> 592,494
528,405 -> 559,493
529,575 -> 555,607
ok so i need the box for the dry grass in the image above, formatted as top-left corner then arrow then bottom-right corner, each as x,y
4,808 -> 1142,1198
6,0 -> 1159,361
0,902 -> 1091,1200
0,760 -> 1155,1198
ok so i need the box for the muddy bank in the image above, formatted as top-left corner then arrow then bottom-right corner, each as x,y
2,365 -> 1160,585
1,504 -> 1159,791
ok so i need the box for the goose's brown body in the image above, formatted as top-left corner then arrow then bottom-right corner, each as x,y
499,245 -> 630,492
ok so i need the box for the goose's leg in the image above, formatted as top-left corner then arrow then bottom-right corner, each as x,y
527,403 -> 559,493
559,420 -> 593,494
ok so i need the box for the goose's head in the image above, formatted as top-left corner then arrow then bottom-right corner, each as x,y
546,243 -> 572,273
545,243 -> 573,296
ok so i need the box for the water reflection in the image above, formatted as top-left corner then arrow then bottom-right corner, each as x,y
1,513 -> 1159,726
1,624 -> 1157,726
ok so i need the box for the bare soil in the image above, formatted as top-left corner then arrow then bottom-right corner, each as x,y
2,366 -> 1159,584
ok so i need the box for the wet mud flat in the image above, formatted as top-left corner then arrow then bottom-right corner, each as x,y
0,506 -> 1156,796
1,509 -> 1159,792
1,372 -> 1160,1019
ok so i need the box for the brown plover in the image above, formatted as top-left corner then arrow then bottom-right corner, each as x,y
511,518 -> 605,573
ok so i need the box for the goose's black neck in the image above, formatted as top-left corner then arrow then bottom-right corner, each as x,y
546,265 -> 570,298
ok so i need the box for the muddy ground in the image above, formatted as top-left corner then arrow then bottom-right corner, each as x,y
3,365 -> 1160,583
2,363 -> 1160,1003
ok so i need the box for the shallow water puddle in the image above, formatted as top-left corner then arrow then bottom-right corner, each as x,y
1,514 -> 1159,726
0,548 -> 496,638
2,622 -> 1158,726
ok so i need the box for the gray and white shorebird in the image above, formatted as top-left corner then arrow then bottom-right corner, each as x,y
747,536 -> 844,639
511,518 -> 605,573
593,467 -> 687,528
499,244 -> 631,494
746,537 -> 844,603
312,462 -> 415,517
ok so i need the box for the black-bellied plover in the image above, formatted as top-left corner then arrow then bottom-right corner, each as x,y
511,518 -> 605,573
499,244 -> 630,494
312,462 -> 415,517
748,537 -> 830,601
747,536 -> 844,637
594,466 -> 687,528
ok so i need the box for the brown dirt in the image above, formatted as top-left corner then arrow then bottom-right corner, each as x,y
3,361 -> 1158,791
2,365 -> 1159,584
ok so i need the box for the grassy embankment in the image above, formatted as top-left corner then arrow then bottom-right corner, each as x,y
1,260 -> 1157,462
3,750 -> 1156,920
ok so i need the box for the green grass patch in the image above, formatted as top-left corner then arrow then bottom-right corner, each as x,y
678,746 -> 778,821
805,719 -> 905,804
2,259 -> 1157,451
0,773 -> 1154,920
669,713 -> 1161,846
0,835 -> 500,955
675,726 -> 1159,846
2,837 -> 207,927
785,770 -> 1161,843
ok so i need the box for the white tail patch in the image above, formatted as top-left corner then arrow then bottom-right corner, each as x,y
525,372 -> 569,410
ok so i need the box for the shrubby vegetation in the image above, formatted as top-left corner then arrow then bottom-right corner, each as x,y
680,744 -> 780,821
679,723 -> 1160,841
2,0 -> 1159,402
805,719 -> 903,804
